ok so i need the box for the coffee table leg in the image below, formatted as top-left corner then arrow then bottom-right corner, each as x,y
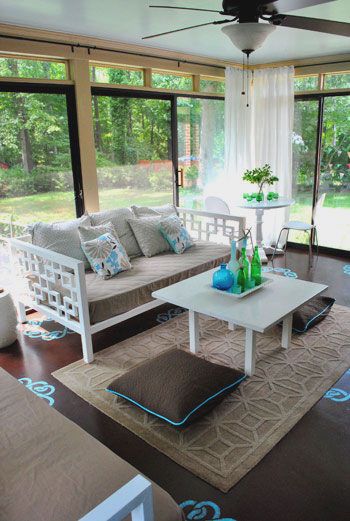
245,329 -> 257,376
282,313 -> 293,349
189,310 -> 199,353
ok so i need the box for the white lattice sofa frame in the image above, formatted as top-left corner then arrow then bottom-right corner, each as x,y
79,474 -> 154,521
10,208 -> 245,363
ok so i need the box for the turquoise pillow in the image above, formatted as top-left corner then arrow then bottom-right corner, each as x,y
158,216 -> 194,254
81,233 -> 132,280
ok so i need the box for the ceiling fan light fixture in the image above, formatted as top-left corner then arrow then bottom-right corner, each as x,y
222,22 -> 276,53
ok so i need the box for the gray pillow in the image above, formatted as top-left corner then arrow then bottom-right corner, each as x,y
78,221 -> 119,243
90,208 -> 142,258
127,216 -> 172,257
131,204 -> 177,218
31,214 -> 91,270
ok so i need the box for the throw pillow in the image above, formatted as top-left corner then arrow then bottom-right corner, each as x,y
127,216 -> 172,257
78,221 -> 119,243
158,215 -> 194,254
131,204 -> 177,218
292,296 -> 336,333
106,348 -> 246,426
81,233 -> 132,280
31,213 -> 91,270
90,208 -> 142,258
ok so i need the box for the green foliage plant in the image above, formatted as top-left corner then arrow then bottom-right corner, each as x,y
185,165 -> 199,181
149,167 -> 173,191
242,164 -> 279,196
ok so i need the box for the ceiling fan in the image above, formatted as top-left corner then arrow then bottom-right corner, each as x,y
143,0 -> 350,56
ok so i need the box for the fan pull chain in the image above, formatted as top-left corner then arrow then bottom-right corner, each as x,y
246,53 -> 249,108
241,53 -> 245,96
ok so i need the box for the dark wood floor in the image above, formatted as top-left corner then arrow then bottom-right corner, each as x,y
1,248 -> 350,521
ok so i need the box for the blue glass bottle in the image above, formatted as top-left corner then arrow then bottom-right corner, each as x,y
213,264 -> 234,291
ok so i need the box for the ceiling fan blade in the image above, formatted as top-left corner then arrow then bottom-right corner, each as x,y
142,19 -> 232,40
271,14 -> 350,37
149,5 -> 221,14
267,0 -> 337,14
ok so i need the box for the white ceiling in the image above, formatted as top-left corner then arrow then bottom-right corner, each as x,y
0,0 -> 349,64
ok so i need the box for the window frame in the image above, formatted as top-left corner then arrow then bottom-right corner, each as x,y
90,86 -> 225,207
0,81 -> 85,217
291,89 -> 350,256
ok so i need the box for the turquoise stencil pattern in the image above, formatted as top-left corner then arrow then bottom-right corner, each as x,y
180,500 -> 237,521
18,377 -> 55,406
324,388 -> 350,402
343,265 -> 350,276
156,307 -> 186,323
262,267 -> 298,278
324,369 -> 350,401
23,316 -> 75,341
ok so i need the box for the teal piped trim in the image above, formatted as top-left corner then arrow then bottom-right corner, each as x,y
292,300 -> 335,333
106,373 -> 247,426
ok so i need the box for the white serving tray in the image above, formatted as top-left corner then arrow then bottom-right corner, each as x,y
211,276 -> 273,299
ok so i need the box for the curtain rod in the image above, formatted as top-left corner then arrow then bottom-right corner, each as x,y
0,33 -> 226,70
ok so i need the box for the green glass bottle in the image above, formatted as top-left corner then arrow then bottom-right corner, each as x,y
237,238 -> 249,289
251,246 -> 262,285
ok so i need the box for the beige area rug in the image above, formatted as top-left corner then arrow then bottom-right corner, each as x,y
53,304 -> 350,492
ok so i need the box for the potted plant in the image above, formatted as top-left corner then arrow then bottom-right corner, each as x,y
242,164 -> 279,200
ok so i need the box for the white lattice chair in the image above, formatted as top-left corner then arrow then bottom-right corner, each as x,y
10,208 -> 245,363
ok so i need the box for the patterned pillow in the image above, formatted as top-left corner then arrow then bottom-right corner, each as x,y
81,233 -> 132,280
127,217 -> 172,257
90,208 -> 142,258
30,213 -> 91,270
131,204 -> 177,218
78,221 -> 118,243
158,215 -> 194,254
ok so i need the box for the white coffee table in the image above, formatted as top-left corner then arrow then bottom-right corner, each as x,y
152,270 -> 327,376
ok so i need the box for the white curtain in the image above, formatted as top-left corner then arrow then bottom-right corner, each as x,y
210,65 -> 294,246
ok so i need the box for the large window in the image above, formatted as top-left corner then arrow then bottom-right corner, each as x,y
0,85 -> 83,225
92,91 -> 174,210
177,97 -> 225,209
292,91 -> 350,251
291,99 -> 319,244
318,95 -> 350,250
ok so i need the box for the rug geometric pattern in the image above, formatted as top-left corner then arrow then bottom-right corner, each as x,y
53,304 -> 350,492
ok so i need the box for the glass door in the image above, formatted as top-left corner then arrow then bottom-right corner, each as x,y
290,99 -> 319,244
0,86 -> 82,224
91,91 -> 174,210
292,94 -> 350,252
177,96 -> 225,210
318,95 -> 350,250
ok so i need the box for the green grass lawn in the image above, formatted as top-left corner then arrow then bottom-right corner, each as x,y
0,188 -> 173,224
1,188 -> 349,250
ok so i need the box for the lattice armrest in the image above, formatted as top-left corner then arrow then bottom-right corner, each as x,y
9,238 -> 89,328
176,207 -> 246,244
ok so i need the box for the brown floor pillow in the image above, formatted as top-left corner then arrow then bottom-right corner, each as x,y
292,296 -> 335,333
106,348 -> 246,426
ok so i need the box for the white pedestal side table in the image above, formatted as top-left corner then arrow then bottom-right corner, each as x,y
236,197 -> 295,263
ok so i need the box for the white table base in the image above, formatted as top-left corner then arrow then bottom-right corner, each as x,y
188,311 -> 293,376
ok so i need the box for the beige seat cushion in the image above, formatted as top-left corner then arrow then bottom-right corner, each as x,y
86,241 -> 230,324
0,368 -> 183,521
